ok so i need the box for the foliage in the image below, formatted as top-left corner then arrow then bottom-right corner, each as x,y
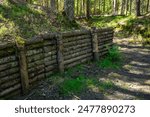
97,45 -> 122,69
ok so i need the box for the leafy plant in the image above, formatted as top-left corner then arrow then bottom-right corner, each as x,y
97,45 -> 122,69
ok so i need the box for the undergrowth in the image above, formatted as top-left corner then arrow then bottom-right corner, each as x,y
97,46 -> 122,69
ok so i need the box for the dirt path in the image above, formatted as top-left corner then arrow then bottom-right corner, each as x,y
14,38 -> 150,100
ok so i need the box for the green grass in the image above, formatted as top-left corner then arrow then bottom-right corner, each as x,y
59,75 -> 115,96
97,46 -> 122,69
0,1 -> 79,42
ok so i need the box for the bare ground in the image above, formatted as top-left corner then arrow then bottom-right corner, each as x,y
13,37 -> 150,100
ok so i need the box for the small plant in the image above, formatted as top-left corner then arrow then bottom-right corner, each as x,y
97,45 -> 122,69
59,76 -> 86,96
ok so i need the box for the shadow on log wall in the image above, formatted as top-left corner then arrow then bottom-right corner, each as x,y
0,27 -> 114,99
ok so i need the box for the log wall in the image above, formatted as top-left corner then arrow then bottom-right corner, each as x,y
0,28 -> 114,99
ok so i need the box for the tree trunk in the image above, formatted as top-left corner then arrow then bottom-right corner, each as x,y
146,0 -> 150,13
136,0 -> 141,16
113,0 -> 117,15
64,0 -> 74,21
51,0 -> 56,12
121,0 -> 125,15
86,0 -> 90,19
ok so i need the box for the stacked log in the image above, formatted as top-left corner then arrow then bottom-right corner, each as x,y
62,31 -> 93,69
0,44 -> 21,99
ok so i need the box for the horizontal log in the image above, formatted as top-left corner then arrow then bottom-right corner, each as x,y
0,55 -> 17,65
0,67 -> 19,78
62,30 -> 90,37
99,51 -> 109,57
43,46 -> 57,53
26,42 -> 44,50
98,40 -> 113,45
98,34 -> 113,40
98,43 -> 113,49
29,74 -> 45,84
63,42 -> 92,52
45,64 -> 58,72
64,53 -> 92,65
64,46 -> 92,56
0,73 -> 20,85
0,84 -> 21,97
98,37 -> 113,42
1,89 -> 21,99
63,38 -> 91,47
45,59 -> 57,67
0,49 -> 16,57
65,56 -> 92,68
26,48 -> 43,57
64,48 -> 92,60
27,59 -> 44,68
0,43 -> 15,50
28,64 -> 45,73
44,50 -> 57,57
27,53 -> 44,63
0,61 -> 19,72
29,68 -> 45,79
62,35 -> 91,43
96,28 -> 114,33
43,40 -> 56,46
1,79 -> 21,90
45,70 -> 56,78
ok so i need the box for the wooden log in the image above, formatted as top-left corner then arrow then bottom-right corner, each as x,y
27,59 -> 44,68
45,64 -> 58,72
95,28 -> 114,33
29,74 -> 45,84
63,38 -> 91,47
43,46 -> 57,53
0,67 -> 19,78
1,89 -> 21,99
0,55 -> 16,65
64,48 -> 92,60
0,84 -> 21,97
56,34 -> 64,73
26,48 -> 43,57
62,35 -> 91,43
29,68 -> 45,78
91,27 -> 99,61
1,79 -> 20,90
0,49 -> 16,58
45,59 -> 57,67
44,50 -> 57,57
27,53 -> 44,63
0,43 -> 15,50
65,56 -> 92,68
0,73 -> 20,85
63,42 -> 92,52
28,64 -> 45,73
45,70 -> 56,78
0,61 -> 19,72
98,43 -> 113,49
16,44 -> 29,95
64,53 -> 92,65
98,37 -> 113,42
63,46 -> 92,56
62,30 -> 90,37
98,40 -> 113,45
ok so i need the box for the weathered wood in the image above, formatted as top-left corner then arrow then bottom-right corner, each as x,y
64,53 -> 92,65
64,46 -> 92,56
65,56 -> 92,68
29,74 -> 45,84
45,64 -> 58,72
29,68 -> 45,78
0,73 -> 20,85
64,42 -> 92,52
45,60 -> 57,66
0,61 -> 19,71
26,48 -> 43,56
0,55 -> 16,65
28,59 -> 44,68
63,38 -> 91,47
64,48 -> 92,60
28,65 -> 45,73
62,30 -> 90,37
62,35 -> 91,43
27,53 -> 44,62
16,44 -> 29,95
56,34 -> 64,73
1,79 -> 20,90
0,84 -> 21,97
0,67 -> 19,78
91,27 -> 99,61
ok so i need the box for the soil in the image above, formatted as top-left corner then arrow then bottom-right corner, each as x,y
13,37 -> 150,100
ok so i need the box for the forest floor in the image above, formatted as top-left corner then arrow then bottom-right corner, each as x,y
14,37 -> 150,100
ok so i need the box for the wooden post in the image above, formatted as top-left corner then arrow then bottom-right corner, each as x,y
16,43 -> 29,95
91,27 -> 99,61
56,33 -> 64,73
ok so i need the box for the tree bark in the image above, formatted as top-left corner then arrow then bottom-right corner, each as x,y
64,0 -> 74,21
136,0 -> 141,16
